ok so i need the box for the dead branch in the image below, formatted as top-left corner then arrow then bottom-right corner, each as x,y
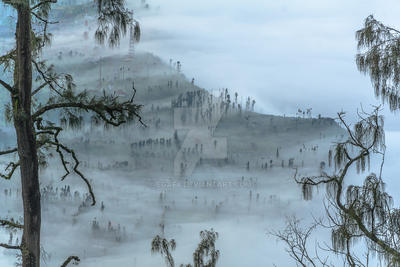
0,79 -> 14,93
60,255 -> 80,267
30,0 -> 57,10
0,147 -> 18,156
0,161 -> 20,180
0,219 -> 23,229
0,243 -> 21,250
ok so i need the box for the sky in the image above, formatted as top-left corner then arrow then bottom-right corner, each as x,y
135,0 -> 400,130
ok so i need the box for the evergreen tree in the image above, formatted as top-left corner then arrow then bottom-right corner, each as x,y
0,0 -> 142,266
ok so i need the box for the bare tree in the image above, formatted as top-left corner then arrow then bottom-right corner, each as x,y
269,217 -> 334,267
0,0 -> 142,266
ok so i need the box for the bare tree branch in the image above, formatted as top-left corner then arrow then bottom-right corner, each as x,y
32,59 -> 63,96
0,219 -> 23,229
48,140 -> 96,206
30,0 -> 57,10
35,119 -> 96,205
0,161 -> 20,180
32,81 -> 50,96
31,11 -> 59,24
0,243 -> 21,250
60,255 -> 80,267
0,147 -> 18,156
0,79 -> 14,93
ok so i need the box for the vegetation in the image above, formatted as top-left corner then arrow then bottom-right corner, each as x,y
0,0 -> 142,266
273,14 -> 400,267
152,229 -> 220,267
356,15 -> 400,111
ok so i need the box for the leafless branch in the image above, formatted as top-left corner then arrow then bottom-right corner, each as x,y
0,147 -> 18,156
0,243 -> 21,250
30,0 -> 57,10
0,219 -> 23,229
60,255 -> 80,267
32,81 -> 51,96
32,59 -> 63,96
35,119 -> 96,205
0,79 -> 14,93
0,161 -> 20,180
31,11 -> 59,24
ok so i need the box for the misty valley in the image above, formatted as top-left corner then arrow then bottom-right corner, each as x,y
1,1 -> 400,267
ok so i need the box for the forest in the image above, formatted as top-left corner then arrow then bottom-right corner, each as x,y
1,0 -> 400,266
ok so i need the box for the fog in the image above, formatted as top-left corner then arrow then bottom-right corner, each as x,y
1,1 -> 400,266
136,0 -> 400,130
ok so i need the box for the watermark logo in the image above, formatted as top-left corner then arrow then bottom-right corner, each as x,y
173,96 -> 228,178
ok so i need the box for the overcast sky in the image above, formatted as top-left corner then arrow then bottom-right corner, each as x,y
135,0 -> 400,129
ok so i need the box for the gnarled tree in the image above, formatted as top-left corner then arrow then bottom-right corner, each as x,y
273,13 -> 400,266
0,0 -> 142,266
282,108 -> 400,266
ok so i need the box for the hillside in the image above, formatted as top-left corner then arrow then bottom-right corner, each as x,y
35,39 -> 344,177
0,3 -> 349,267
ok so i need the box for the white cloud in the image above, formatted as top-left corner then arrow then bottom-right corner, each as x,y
134,0 -> 400,129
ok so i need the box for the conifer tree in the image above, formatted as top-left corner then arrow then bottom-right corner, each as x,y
0,0 -> 142,266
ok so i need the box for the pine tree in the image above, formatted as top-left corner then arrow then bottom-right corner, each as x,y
0,0 -> 142,266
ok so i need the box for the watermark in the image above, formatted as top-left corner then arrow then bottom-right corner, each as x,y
151,179 -> 258,190
173,94 -> 228,178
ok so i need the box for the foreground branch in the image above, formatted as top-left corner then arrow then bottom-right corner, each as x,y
0,79 -> 13,93
0,147 -> 18,156
48,140 -> 96,206
0,219 -> 23,229
35,120 -> 96,205
30,0 -> 57,10
0,243 -> 21,250
60,256 -> 80,267
0,161 -> 20,180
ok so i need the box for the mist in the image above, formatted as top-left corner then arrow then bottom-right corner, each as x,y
135,0 -> 400,129
1,0 -> 400,266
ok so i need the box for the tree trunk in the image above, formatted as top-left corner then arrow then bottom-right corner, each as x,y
14,2 -> 41,267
